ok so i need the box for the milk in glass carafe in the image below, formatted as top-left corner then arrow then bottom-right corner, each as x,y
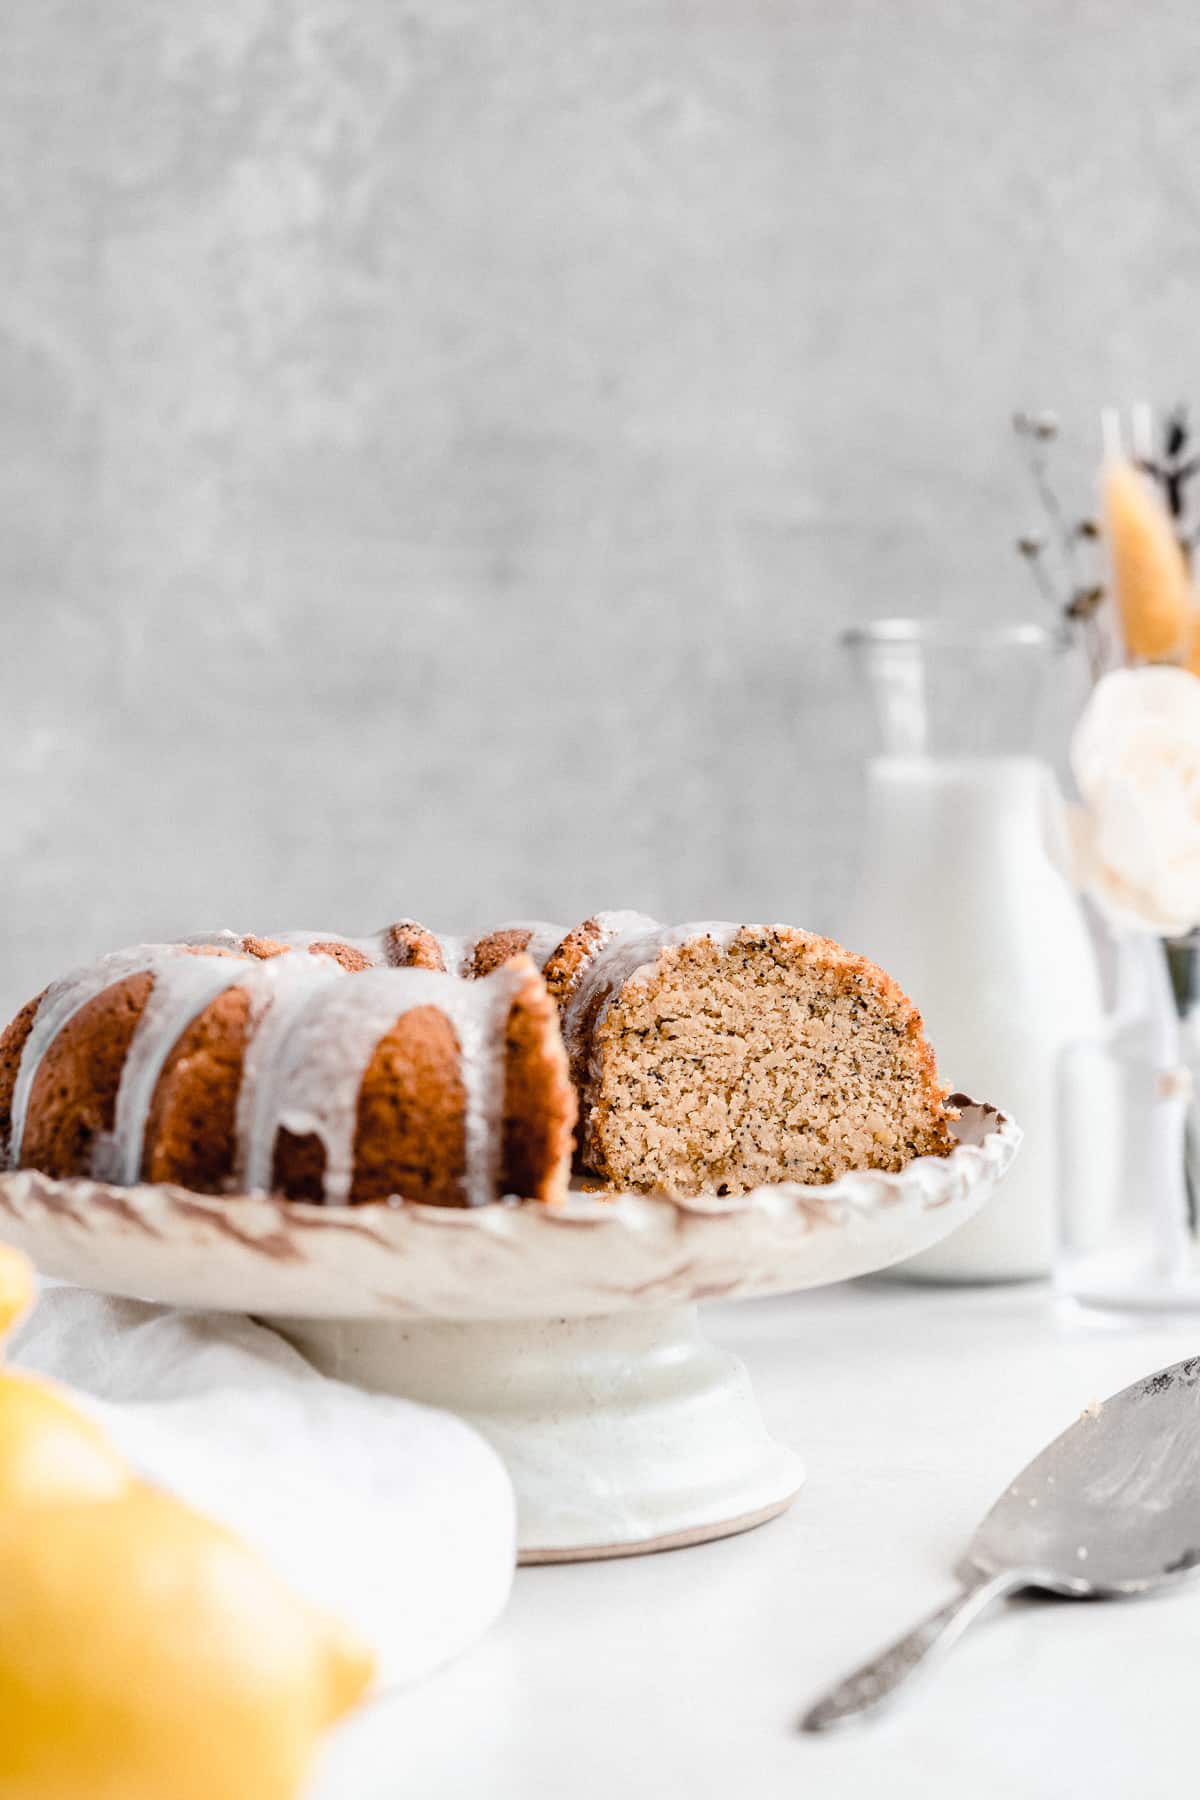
843,621 -> 1103,1281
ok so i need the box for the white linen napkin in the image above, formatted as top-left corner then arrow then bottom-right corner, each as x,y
8,1285 -> 517,1689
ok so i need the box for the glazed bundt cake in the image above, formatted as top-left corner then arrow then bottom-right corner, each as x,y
0,915 -> 954,1205
0,936 -> 576,1208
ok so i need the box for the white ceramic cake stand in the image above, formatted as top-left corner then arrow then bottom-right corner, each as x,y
0,1099 -> 1018,1562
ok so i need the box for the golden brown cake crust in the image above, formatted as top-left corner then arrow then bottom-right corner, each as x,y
16,946 -> 244,1184
142,987 -> 253,1191
307,940 -> 374,973
540,917 -> 606,1007
269,1126 -> 331,1204
0,991 -> 44,1158
3,938 -> 577,1208
499,964 -> 577,1202
242,936 -> 290,960
21,972 -> 156,1180
383,922 -> 447,972
467,936 -> 536,979
471,928 -> 534,978
343,1004 -> 468,1206
240,935 -> 374,972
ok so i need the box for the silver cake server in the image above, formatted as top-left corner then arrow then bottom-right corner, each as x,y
802,1354 -> 1200,1732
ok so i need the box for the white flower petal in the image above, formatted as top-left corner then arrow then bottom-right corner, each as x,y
1070,666 -> 1200,935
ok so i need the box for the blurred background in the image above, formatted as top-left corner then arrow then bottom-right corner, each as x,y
1,0 -> 1193,1013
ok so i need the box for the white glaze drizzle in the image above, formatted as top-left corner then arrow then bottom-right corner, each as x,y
434,934 -> 469,977
437,924 -> 567,979
238,958 -> 529,1206
7,944 -> 209,1169
182,929 -> 392,965
235,953 -> 348,1194
555,911 -> 657,1068
482,920 -> 567,972
95,953 -> 255,1184
266,929 -> 391,965
452,959 -> 532,1205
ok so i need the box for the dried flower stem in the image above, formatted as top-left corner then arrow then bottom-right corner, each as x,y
1012,410 -> 1107,677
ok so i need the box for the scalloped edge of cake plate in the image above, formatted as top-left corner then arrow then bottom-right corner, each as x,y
0,1100 -> 1020,1561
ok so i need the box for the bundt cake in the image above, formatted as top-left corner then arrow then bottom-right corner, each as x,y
0,915 -> 954,1205
0,937 -> 576,1208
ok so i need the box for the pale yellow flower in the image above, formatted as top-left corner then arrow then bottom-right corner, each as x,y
1103,458 -> 1194,661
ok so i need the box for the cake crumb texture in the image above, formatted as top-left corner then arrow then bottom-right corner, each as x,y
582,927 -> 953,1194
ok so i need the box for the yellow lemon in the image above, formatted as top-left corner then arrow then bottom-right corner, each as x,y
1103,458 -> 1195,661
0,1243 -> 33,1342
0,1246 -> 128,1508
0,1370 -> 130,1508
0,1252 -> 127,1519
0,1241 -> 373,1797
0,1483 -> 376,1800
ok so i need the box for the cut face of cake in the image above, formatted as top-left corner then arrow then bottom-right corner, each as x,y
550,920 -> 955,1195
0,914 -> 953,1205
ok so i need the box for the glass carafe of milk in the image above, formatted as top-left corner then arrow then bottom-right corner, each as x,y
843,620 -> 1103,1281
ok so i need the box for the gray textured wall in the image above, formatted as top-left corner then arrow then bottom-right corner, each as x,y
1,0 -> 1195,1011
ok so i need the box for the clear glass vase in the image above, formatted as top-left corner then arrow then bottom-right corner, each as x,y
845,618 -> 1054,759
1058,931 -> 1200,1313
843,620 -> 1104,1282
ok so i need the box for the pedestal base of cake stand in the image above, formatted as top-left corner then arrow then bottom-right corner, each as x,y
275,1305 -> 804,1563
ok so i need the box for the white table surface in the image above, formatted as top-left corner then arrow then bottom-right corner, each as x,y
313,1280 -> 1200,1800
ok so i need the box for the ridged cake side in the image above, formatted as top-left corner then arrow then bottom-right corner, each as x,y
0,942 -> 575,1208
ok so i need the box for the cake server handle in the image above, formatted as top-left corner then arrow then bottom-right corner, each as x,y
799,1566 -> 1025,1731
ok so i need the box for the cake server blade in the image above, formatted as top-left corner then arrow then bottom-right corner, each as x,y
801,1354 -> 1200,1731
